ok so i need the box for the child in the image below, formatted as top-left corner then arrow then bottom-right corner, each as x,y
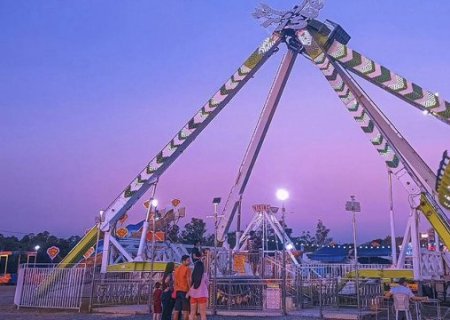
153,282 -> 162,320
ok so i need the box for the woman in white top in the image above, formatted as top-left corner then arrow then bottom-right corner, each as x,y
188,260 -> 209,320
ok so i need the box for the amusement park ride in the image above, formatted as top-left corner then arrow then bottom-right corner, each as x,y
59,1 -> 449,281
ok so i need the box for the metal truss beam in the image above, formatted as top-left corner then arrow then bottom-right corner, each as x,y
217,49 -> 298,244
99,34 -> 282,231
326,40 -> 450,125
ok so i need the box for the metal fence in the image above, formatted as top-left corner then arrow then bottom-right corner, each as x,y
372,296 -> 443,320
208,276 -> 384,313
90,271 -> 160,307
15,259 -> 443,318
91,279 -> 151,306
289,278 -> 383,310
14,263 -> 86,310
210,278 -> 281,311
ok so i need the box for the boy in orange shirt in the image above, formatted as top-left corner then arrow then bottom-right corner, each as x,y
173,255 -> 192,320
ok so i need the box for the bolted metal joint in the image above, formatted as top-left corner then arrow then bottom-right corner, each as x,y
253,0 -> 325,32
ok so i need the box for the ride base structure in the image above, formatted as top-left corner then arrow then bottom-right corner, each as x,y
59,1 -> 449,282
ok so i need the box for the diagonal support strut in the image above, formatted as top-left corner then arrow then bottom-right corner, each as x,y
217,49 -> 298,244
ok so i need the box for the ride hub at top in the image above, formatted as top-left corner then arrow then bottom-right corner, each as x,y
59,1 -> 449,280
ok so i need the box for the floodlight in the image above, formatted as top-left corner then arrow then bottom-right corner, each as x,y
276,189 -> 289,201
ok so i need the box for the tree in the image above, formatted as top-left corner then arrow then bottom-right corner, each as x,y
298,230 -> 314,246
314,219 -> 332,246
204,233 -> 215,247
180,218 -> 207,244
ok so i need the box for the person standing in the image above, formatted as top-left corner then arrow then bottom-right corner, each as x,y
161,262 -> 175,320
191,240 -> 202,264
188,260 -> 209,320
173,255 -> 192,320
152,282 -> 162,320
247,231 -> 261,276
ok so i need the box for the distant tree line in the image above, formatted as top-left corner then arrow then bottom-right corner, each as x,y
0,217 -> 335,271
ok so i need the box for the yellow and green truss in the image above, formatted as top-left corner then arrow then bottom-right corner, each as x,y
105,34 -> 282,227
298,29 -> 401,170
327,40 -> 450,124
299,27 -> 450,250
436,151 -> 450,209
419,193 -> 450,248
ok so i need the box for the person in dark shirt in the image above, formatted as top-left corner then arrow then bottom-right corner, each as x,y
247,231 -> 261,276
191,240 -> 202,264
161,262 -> 175,320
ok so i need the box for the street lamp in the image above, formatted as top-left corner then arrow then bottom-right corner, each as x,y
137,198 -> 158,262
276,189 -> 289,202
34,245 -> 40,266
387,169 -> 397,266
345,195 -> 361,316
211,197 -> 222,316
90,209 -> 104,312
150,198 -> 159,268
276,188 -> 289,316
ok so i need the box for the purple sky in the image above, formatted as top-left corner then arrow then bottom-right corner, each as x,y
1,1 -> 449,244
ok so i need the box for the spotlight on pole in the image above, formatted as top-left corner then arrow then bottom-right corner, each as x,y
276,188 -> 289,201
275,188 -> 289,316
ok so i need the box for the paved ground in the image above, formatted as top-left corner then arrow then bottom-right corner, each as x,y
0,285 -> 365,319
0,286 -> 313,319
4,285 -> 446,319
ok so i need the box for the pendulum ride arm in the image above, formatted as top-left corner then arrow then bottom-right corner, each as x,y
436,151 -> 450,209
297,27 -> 450,248
326,39 -> 450,125
99,34 -> 282,231
216,49 -> 298,244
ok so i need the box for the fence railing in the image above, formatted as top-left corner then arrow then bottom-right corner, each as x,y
207,276 -> 384,313
372,296 -> 443,320
14,263 -> 86,310
208,248 -> 408,279
91,278 -> 151,306
296,263 -> 398,280
15,261 -> 439,317
210,278 -> 281,311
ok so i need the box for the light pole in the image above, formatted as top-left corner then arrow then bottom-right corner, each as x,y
34,245 -> 40,266
387,169 -> 397,266
211,197 -> 222,316
235,195 -> 243,250
150,198 -> 159,268
149,199 -> 158,317
276,188 -> 289,316
345,195 -> 361,317
90,210 -> 104,312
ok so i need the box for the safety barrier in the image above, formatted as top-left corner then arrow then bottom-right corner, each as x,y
373,296 -> 443,320
91,278 -> 151,306
90,271 -> 159,307
14,263 -> 86,310
210,278 -> 281,311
